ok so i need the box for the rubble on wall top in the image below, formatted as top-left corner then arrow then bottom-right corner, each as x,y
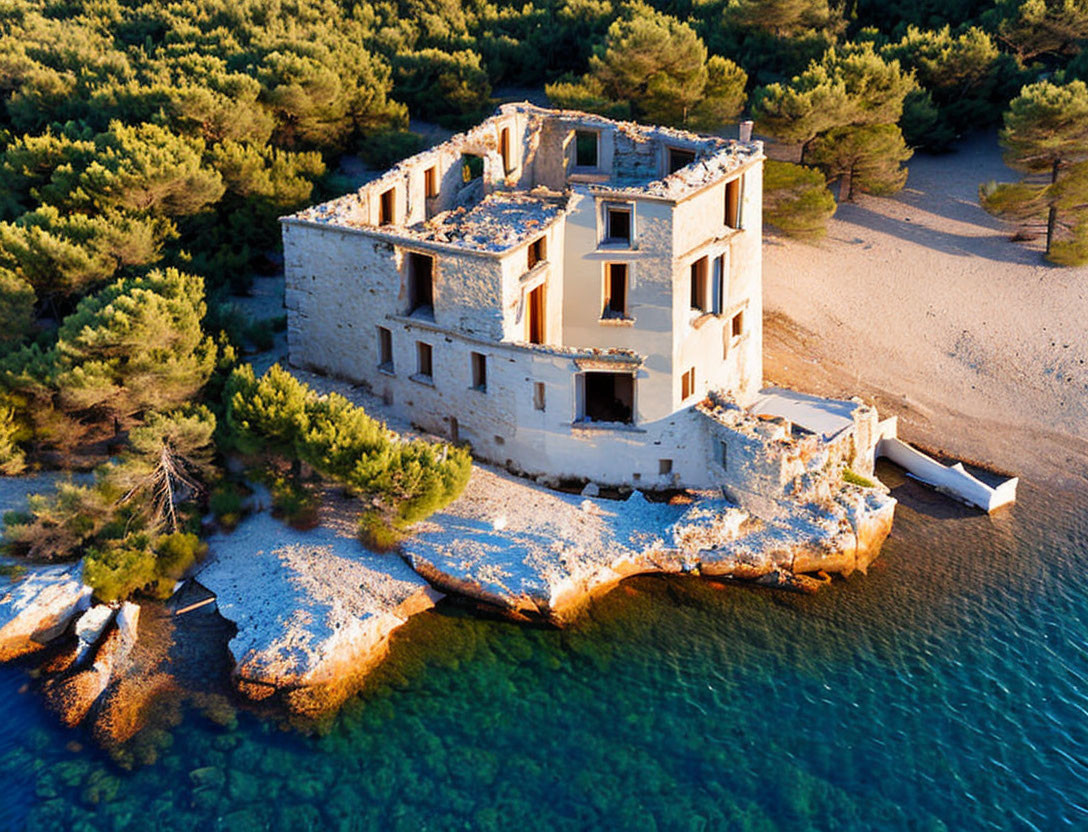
408,189 -> 571,251
520,342 -> 643,364
290,187 -> 571,253
696,391 -> 794,444
286,104 -> 762,247
503,102 -> 762,199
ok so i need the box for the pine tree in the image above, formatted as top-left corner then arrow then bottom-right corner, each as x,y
762,160 -> 838,238
982,0 -> 1088,62
808,124 -> 913,200
980,79 -> 1088,264
225,363 -> 312,472
0,207 -> 164,300
0,405 -> 26,475
547,4 -> 747,129
881,26 -> 1011,146
730,0 -> 841,38
0,268 -> 35,347
105,407 -> 217,534
752,44 -> 915,161
53,269 -> 217,434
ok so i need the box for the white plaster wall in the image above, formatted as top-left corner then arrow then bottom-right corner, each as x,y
559,191 -> 676,424
672,159 -> 764,410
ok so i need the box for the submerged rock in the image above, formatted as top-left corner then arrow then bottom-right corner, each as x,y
0,562 -> 92,661
199,511 -> 442,713
47,602 -> 141,728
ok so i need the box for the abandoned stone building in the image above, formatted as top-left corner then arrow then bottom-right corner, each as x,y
282,103 -> 882,511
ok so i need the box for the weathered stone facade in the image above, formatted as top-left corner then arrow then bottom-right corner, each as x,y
284,104 -> 863,507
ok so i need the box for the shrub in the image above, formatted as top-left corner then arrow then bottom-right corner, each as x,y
209,483 -> 245,530
226,364 -> 472,539
268,476 -> 320,530
843,467 -> 876,488
83,538 -> 159,602
83,532 -> 205,602
763,160 -> 837,239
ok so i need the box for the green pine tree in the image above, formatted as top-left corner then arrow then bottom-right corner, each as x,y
980,79 -> 1088,264
982,0 -> 1088,62
547,4 -> 747,129
53,268 -> 217,435
762,160 -> 838,238
808,124 -> 913,200
752,44 -> 915,161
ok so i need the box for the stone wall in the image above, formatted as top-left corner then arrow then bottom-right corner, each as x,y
284,106 -> 772,493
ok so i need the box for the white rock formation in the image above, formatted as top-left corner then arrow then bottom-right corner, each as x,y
198,511 -> 442,702
403,464 -> 896,621
0,562 -> 92,661
73,604 -> 117,666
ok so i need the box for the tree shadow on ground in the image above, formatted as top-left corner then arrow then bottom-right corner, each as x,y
833,202 -> 1042,267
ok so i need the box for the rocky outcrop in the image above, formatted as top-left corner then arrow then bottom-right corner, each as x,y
46,602 -> 141,728
403,466 -> 897,623
73,605 -> 116,666
198,511 -> 442,714
0,562 -> 92,661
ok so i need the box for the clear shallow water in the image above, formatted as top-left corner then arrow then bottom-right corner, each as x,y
2,467 -> 1087,831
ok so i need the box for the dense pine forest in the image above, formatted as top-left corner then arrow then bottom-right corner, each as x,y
0,0 -> 1085,599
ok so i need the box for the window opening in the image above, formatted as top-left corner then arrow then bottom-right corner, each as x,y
500,127 -> 512,173
378,326 -> 393,371
575,130 -> 599,167
690,256 -> 708,313
582,372 -> 634,424
462,153 -> 484,183
725,177 -> 742,229
681,367 -> 696,400
606,206 -> 631,244
379,187 -> 395,225
668,148 -> 696,174
471,352 -> 487,391
416,341 -> 433,379
533,382 -> 546,411
603,263 -> 628,318
528,284 -> 546,344
528,236 -> 546,270
407,252 -> 434,316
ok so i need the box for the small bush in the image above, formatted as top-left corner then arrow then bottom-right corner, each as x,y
358,510 -> 401,551
244,318 -> 276,352
843,467 -> 876,489
154,532 -> 207,587
269,476 -> 320,530
84,532 -> 205,602
84,538 -> 159,602
209,483 -> 245,530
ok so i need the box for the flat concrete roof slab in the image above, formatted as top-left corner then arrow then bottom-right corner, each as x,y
749,387 -> 856,439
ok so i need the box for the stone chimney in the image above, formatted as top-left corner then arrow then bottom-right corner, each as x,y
738,121 -> 754,143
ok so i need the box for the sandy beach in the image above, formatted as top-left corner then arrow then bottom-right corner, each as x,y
763,132 -> 1088,489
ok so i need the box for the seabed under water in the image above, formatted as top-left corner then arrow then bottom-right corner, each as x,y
2,463 -> 1086,831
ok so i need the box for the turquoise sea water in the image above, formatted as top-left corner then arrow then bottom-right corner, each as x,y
2,466 -> 1086,831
